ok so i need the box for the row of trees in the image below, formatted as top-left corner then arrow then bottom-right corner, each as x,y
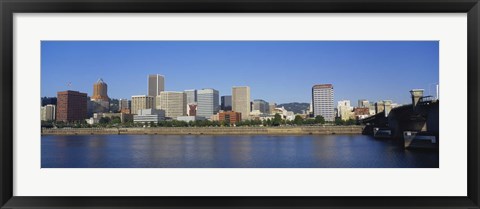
42,114 -> 358,128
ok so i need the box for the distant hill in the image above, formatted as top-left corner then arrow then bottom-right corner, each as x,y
276,102 -> 310,114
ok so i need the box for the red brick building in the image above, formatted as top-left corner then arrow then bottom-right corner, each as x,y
354,107 -> 370,119
188,104 -> 197,116
56,90 -> 88,122
219,111 -> 242,124
120,108 -> 131,114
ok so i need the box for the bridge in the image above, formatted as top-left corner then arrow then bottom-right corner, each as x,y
359,90 -> 439,146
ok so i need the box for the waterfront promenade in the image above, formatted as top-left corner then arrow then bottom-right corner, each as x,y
42,126 -> 364,136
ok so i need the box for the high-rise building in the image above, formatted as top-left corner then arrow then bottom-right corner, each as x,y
157,91 -> 187,118
269,102 -> 277,114
56,90 -> 88,122
41,104 -> 56,121
197,88 -> 219,118
91,78 -> 110,112
131,95 -> 154,115
252,99 -> 269,113
184,89 -> 197,115
148,74 -> 165,97
219,111 -> 242,124
133,108 -> 165,123
118,99 -> 130,111
184,89 -> 197,104
375,101 -> 385,114
232,86 -> 251,120
221,95 -> 232,111
312,84 -> 334,122
358,99 -> 369,108
337,100 -> 352,120
92,78 -> 109,100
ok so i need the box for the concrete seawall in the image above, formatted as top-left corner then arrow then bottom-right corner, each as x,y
42,126 -> 364,136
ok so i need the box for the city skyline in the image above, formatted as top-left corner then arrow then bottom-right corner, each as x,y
41,41 -> 439,104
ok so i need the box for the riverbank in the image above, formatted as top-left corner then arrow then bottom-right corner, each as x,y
41,126 -> 364,136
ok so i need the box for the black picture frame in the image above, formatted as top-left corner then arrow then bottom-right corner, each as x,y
1,0 -> 479,208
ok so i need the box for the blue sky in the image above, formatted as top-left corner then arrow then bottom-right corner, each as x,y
41,41 -> 439,105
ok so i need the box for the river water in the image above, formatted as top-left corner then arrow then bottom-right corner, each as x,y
41,134 -> 439,168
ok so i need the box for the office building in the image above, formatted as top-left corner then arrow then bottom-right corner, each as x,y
56,90 -> 88,122
375,101 -> 385,114
312,84 -> 335,122
131,95 -> 154,115
157,91 -> 187,118
90,78 -> 110,112
269,102 -> 277,114
118,99 -> 131,111
252,99 -> 269,113
197,88 -> 219,118
184,89 -> 197,104
221,95 -> 232,111
232,86 -> 251,120
133,108 -> 165,123
148,74 -> 165,97
176,116 -> 206,122
41,104 -> 56,121
354,107 -> 370,119
92,78 -> 109,101
337,100 -> 352,121
358,99 -> 370,108
219,111 -> 242,124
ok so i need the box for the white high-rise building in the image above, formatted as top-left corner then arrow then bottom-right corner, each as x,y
197,88 -> 219,118
41,104 -> 56,121
131,95 -> 154,115
148,74 -> 165,97
358,99 -> 370,108
184,89 -> 197,104
337,100 -> 352,120
232,86 -> 251,120
157,91 -> 187,118
312,84 -> 335,122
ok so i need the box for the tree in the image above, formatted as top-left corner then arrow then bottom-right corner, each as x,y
111,116 -> 121,124
335,118 -> 344,125
272,113 -> 282,126
99,117 -> 111,124
294,115 -> 304,125
314,115 -> 325,124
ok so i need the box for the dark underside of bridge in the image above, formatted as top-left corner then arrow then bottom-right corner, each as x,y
361,100 -> 439,140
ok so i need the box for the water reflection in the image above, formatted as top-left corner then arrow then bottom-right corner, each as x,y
41,135 -> 439,168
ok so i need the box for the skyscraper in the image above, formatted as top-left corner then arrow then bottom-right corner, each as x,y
131,95 -> 154,115
252,99 -> 269,113
269,102 -> 277,114
232,86 -> 250,120
118,99 -> 131,111
221,95 -> 232,111
92,78 -> 109,100
337,100 -> 352,120
56,90 -> 88,122
157,91 -> 187,118
41,104 -> 56,121
148,74 -> 165,97
358,99 -> 369,108
197,88 -> 219,118
91,78 -> 110,112
312,84 -> 334,122
184,89 -> 197,104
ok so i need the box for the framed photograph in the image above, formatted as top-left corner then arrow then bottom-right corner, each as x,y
1,0 -> 479,208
